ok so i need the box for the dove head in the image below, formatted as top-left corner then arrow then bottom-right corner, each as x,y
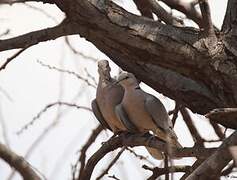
117,72 -> 139,88
98,60 -> 111,81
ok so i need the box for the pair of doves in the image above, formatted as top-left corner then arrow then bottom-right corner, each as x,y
92,60 -> 182,159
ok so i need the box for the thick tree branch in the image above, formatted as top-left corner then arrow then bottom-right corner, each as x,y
0,142 -> 41,180
80,133 -> 216,180
186,130 -> 237,180
1,0 -> 237,125
62,0 -> 235,117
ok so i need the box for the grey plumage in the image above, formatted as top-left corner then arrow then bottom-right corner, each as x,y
91,60 -> 126,132
115,72 -> 182,159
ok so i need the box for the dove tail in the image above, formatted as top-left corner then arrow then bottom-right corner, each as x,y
145,147 -> 164,160
154,128 -> 182,149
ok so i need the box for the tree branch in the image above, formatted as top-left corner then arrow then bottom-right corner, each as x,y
1,0 -> 236,123
180,107 -> 204,146
0,19 -> 76,51
96,147 -> 125,180
147,0 -> 183,26
76,125 -> 104,180
0,142 -> 41,180
133,0 -> 153,19
0,46 -> 29,71
143,164 -> 192,179
186,130 -> 237,180
198,0 -> 218,55
80,133 -> 217,180
205,108 -> 237,129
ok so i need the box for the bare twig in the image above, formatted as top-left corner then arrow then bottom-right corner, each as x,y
125,147 -> 155,166
0,102 -> 10,147
164,153 -> 169,180
143,164 -> 192,180
75,125 -> 104,180
186,130 -> 237,180
65,37 -> 98,62
0,29 -> 10,37
0,46 -> 29,71
0,85 -> 13,102
108,174 -> 120,180
84,68 -> 98,86
17,102 -> 91,135
0,142 -> 41,180
37,60 -> 97,88
96,147 -> 125,180
23,3 -> 58,23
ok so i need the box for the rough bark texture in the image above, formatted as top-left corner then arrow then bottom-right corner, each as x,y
1,0 -> 237,179
1,0 -> 237,126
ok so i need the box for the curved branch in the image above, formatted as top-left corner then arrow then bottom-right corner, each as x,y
79,133 -> 216,180
0,142 -> 41,180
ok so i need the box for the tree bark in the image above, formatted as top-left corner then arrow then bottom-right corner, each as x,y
0,0 -> 237,128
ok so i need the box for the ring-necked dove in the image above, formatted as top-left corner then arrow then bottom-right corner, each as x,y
115,72 -> 182,159
91,60 -> 127,133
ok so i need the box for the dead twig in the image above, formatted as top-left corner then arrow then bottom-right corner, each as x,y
75,125 -> 104,180
0,46 -> 29,71
17,102 -> 91,135
37,60 -> 97,88
143,164 -> 192,180
96,147 -> 125,180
